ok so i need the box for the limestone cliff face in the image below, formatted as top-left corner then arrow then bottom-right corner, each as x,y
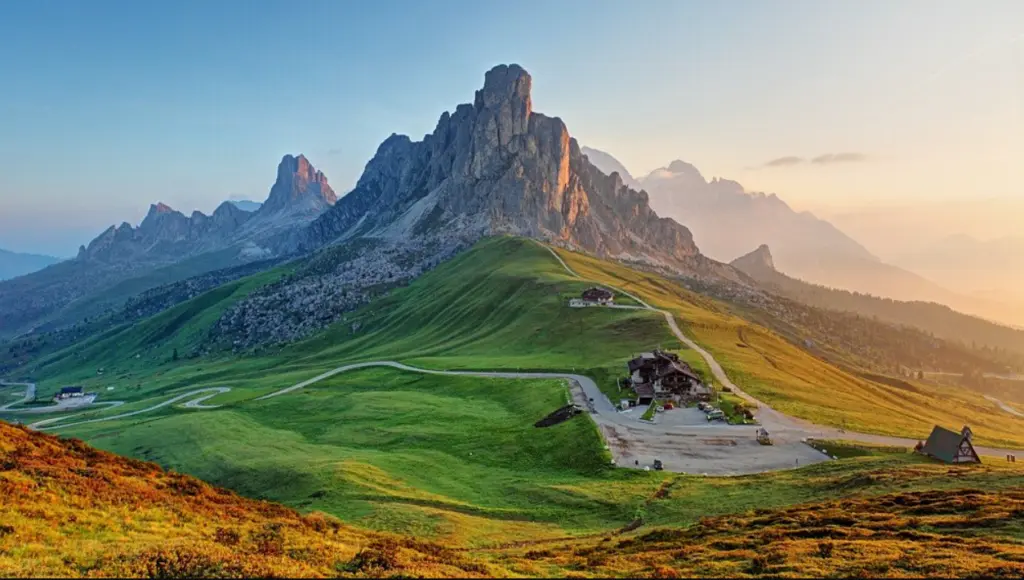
305,64 -> 719,275
258,154 -> 336,217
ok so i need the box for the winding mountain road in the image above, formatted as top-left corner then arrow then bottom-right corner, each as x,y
26,387 -> 232,430
5,243 -> 1020,472
0,381 -> 36,411
537,243 -> 1023,459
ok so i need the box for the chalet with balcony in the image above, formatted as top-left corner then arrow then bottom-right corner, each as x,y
625,349 -> 710,405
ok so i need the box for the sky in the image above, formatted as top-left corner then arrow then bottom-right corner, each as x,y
0,0 -> 1021,256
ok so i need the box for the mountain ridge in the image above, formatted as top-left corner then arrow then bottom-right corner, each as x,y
0,154 -> 337,338
0,248 -> 61,281
730,244 -> 1024,357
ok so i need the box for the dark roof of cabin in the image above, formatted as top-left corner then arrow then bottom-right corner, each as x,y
582,287 -> 613,298
656,361 -> 700,382
921,425 -> 966,463
59,386 -> 83,394
628,353 -> 657,372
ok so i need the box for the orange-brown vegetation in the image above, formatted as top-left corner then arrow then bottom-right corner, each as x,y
502,488 -> 1024,578
0,421 -> 495,578
4,419 -> 1024,578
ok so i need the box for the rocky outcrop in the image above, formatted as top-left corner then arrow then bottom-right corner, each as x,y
76,201 -> 254,264
204,239 -> 464,351
731,244 -> 776,275
303,64 -> 730,279
256,154 -> 336,218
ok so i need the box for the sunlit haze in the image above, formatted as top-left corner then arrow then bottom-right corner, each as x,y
1,0 -> 1021,257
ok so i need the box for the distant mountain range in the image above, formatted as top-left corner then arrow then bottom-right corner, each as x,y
0,154 -> 337,338
730,244 -> 1024,357
0,249 -> 61,281
889,234 -> 1024,298
228,199 -> 263,212
581,147 -> 1022,327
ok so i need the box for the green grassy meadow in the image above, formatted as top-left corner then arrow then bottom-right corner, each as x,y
5,235 -> 1024,549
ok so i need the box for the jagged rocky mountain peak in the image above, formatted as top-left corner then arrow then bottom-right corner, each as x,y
261,153 -> 337,215
302,63 -> 735,280
731,244 -> 776,273
476,64 -> 532,115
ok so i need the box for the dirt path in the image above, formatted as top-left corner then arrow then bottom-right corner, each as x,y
985,395 -> 1024,418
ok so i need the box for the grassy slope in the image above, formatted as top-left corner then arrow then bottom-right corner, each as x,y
4,235 -> 1024,574
0,421 -> 496,578
514,485 -> 1024,578
12,237 -> 677,407
6,420 -> 1023,577
554,246 -> 1024,448
36,248 -> 246,333
283,237 -> 680,396
15,265 -> 292,400
58,367 -> 639,545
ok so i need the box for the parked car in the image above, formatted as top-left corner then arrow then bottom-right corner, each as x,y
706,409 -> 725,422
653,459 -> 664,471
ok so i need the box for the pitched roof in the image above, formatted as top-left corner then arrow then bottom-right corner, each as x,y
633,383 -> 655,398
59,386 -> 83,394
921,425 -> 968,463
582,287 -> 613,299
656,361 -> 700,382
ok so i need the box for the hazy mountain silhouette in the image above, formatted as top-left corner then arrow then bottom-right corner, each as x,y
584,147 -> 1023,327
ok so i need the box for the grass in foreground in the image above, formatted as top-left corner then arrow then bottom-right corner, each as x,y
0,421 -> 496,578
5,421 -> 1024,578
56,368 -> 643,544
54,367 -> 1024,549
508,487 -> 1024,578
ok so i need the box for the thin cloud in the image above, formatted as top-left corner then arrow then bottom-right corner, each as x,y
764,156 -> 805,167
327,148 -> 344,156
811,152 -> 867,165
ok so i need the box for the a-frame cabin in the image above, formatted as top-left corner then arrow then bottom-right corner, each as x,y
920,425 -> 981,464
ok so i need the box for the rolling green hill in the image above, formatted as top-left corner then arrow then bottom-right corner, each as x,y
5,235 -> 1024,562
7,236 -> 1024,445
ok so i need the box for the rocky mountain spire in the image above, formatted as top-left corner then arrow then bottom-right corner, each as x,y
303,64 -> 734,279
259,154 -> 336,217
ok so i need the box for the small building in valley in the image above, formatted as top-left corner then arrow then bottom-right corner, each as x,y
919,425 -> 981,464
625,350 -> 709,405
53,386 -> 85,402
581,287 -> 614,305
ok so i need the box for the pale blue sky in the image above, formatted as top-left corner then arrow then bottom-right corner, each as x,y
1,0 -> 1021,255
